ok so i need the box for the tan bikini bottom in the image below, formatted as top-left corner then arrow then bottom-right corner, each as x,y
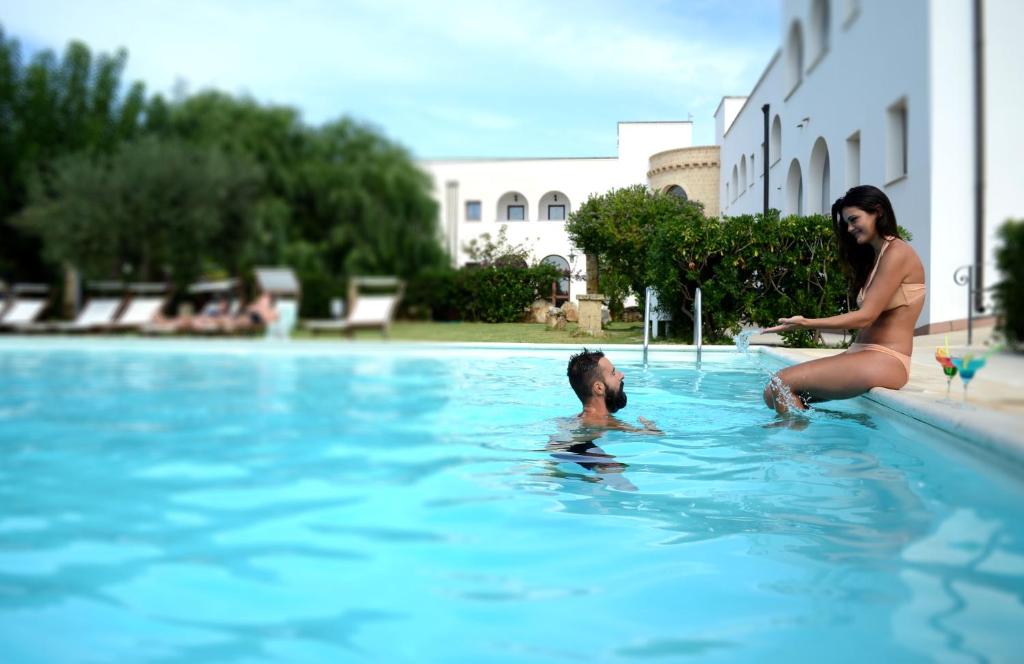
847,343 -> 911,382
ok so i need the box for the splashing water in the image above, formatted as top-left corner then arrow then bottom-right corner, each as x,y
733,328 -> 762,356
767,372 -> 804,413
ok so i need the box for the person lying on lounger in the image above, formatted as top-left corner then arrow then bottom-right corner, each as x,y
762,185 -> 926,413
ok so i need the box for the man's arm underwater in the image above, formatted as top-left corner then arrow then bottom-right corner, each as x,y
599,416 -> 664,435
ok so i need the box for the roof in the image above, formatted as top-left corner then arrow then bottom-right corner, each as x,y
188,278 -> 241,294
255,267 -> 301,295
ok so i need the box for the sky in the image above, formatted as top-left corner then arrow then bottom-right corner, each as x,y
2,0 -> 781,159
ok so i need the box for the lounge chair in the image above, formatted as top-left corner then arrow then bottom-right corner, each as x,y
254,267 -> 302,340
304,277 -> 405,337
0,284 -> 51,331
53,297 -> 125,332
109,283 -> 171,331
23,282 -> 128,333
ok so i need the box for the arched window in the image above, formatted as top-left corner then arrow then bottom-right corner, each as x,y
786,159 -> 804,216
496,191 -> 529,221
538,191 -> 570,221
808,137 -> 831,214
541,254 -> 571,301
731,165 -> 739,202
665,185 -> 688,200
740,155 -> 748,192
770,115 -> 782,163
786,21 -> 804,93
750,153 -> 756,187
810,0 -> 830,63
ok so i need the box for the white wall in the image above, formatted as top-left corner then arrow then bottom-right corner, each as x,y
718,0 -> 942,327
617,121 -> 692,174
983,0 -> 1024,297
927,0 -> 977,325
419,122 -> 693,303
714,97 -> 747,145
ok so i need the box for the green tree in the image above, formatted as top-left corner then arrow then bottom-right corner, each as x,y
568,184 -> 858,345
566,185 -> 702,315
14,136 -> 263,289
155,93 -> 447,316
0,26 -> 147,280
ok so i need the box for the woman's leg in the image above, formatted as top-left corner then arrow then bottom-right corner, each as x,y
762,351 -> 907,414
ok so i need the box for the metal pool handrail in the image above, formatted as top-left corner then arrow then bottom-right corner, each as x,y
694,287 -> 702,367
643,286 -> 652,368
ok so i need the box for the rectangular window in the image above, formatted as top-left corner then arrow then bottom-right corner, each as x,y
465,200 -> 481,221
886,100 -> 908,182
548,204 -> 565,221
845,131 -> 861,188
507,205 -> 525,221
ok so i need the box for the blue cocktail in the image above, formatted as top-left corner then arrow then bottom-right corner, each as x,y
951,354 -> 987,402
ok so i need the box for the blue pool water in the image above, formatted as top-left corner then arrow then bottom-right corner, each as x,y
1,339 -> 1022,663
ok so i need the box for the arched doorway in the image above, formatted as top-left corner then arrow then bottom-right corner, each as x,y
808,137 -> 831,214
541,254 -> 571,306
786,159 -> 804,216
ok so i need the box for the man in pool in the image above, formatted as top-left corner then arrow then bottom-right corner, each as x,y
566,349 -> 661,433
543,350 -> 660,491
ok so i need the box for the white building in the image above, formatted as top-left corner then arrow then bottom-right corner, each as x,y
419,121 -> 700,303
716,0 -> 1024,332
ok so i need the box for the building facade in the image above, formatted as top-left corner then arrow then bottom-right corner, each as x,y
716,0 -> 1024,331
419,121 -> 718,303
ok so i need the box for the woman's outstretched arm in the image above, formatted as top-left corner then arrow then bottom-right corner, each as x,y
764,242 -> 912,333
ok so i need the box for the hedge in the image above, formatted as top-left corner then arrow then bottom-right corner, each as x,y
647,210 -> 859,345
405,264 -> 561,323
568,186 -> 915,346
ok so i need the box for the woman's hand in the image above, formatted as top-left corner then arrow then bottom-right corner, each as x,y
763,315 -> 808,334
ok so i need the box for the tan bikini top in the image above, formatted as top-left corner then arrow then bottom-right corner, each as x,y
856,238 -> 926,310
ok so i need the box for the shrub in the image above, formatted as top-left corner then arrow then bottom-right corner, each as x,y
568,183 -> 913,346
994,219 -> 1024,349
405,263 -> 561,323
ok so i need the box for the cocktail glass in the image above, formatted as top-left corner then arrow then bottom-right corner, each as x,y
950,354 -> 987,403
934,347 -> 958,398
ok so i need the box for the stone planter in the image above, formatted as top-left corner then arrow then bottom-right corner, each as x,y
577,294 -> 607,337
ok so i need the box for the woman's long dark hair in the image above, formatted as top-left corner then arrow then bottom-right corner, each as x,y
831,185 -> 901,296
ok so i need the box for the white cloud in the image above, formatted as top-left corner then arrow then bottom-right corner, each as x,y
2,0 -> 778,154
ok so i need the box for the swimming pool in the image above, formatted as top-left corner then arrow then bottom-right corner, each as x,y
1,339 -> 1022,662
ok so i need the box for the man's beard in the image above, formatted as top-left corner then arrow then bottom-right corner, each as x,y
604,381 -> 627,413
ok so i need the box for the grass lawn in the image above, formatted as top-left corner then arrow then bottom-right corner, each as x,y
294,320 -> 681,344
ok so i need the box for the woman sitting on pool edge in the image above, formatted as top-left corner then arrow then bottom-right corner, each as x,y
762,185 -> 926,413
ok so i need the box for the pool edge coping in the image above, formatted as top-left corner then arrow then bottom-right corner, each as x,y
760,346 -> 1024,466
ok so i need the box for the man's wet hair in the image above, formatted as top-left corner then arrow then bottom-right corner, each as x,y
567,348 -> 605,402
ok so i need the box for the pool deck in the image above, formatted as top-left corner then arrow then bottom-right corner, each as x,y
756,324 -> 1024,466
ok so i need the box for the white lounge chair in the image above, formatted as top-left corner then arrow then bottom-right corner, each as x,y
107,283 -> 170,331
49,297 -> 125,332
0,284 -> 51,330
304,277 -> 404,337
